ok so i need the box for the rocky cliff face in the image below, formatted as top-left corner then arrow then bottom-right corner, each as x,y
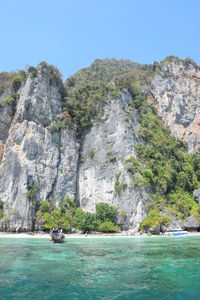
78,92 -> 148,231
0,57 -> 200,232
0,64 -> 79,230
150,61 -> 200,153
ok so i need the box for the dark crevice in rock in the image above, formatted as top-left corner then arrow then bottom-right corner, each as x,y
74,136 -> 85,207
46,133 -> 62,201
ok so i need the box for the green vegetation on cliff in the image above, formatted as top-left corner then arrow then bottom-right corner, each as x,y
62,59 -> 154,136
153,55 -> 200,72
0,70 -> 26,109
124,93 -> 200,231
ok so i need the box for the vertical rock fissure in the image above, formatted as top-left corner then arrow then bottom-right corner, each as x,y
74,136 -> 84,207
46,132 -> 62,200
0,140 -> 4,164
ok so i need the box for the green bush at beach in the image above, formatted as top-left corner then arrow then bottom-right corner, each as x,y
43,209 -> 71,230
36,198 -> 120,233
36,197 -> 73,231
73,203 -> 119,233
73,208 -> 98,232
96,203 -> 117,223
139,209 -> 170,232
98,221 -> 120,233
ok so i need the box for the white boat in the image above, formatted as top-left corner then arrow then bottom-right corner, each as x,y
165,231 -> 188,237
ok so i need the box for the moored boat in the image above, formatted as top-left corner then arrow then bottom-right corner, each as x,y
165,231 -> 188,237
51,229 -> 65,243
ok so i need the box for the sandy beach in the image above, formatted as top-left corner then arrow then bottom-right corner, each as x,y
0,232 -> 139,239
0,231 -> 200,239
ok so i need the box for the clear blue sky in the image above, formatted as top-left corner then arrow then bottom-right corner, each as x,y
0,0 -> 199,79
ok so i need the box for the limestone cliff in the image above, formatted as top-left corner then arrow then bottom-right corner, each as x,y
78,92 -> 148,231
0,63 -> 79,230
0,57 -> 200,232
150,60 -> 200,153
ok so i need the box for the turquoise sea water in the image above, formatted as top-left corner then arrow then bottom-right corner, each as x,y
0,236 -> 200,300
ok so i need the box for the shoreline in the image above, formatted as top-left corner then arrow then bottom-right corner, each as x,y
0,232 -> 139,239
1,232 -> 200,239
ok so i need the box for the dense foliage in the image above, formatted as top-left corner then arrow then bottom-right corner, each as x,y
63,81 -> 116,135
36,198 -> 120,233
73,203 -> 120,233
73,208 -> 98,232
98,221 -> 120,233
62,59 -> 154,136
96,203 -> 117,223
36,196 -> 75,231
139,209 -> 170,232
0,71 -> 26,109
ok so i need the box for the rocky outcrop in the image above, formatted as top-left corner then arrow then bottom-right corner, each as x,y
148,225 -> 161,235
0,64 -> 78,231
78,92 -> 149,231
162,212 -> 185,232
193,189 -> 200,204
184,216 -> 200,231
164,219 -> 185,232
150,61 -> 200,152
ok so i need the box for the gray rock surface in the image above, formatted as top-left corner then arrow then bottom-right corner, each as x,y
184,216 -> 199,230
149,225 -> 160,235
193,189 -> 200,204
164,218 -> 185,232
0,82 -> 148,231
0,64 -> 78,231
78,92 -> 149,231
161,212 -> 185,232
150,61 -> 200,152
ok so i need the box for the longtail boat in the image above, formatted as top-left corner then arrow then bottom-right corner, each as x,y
51,229 -> 65,243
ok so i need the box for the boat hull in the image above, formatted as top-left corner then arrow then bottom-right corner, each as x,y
51,235 -> 65,243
